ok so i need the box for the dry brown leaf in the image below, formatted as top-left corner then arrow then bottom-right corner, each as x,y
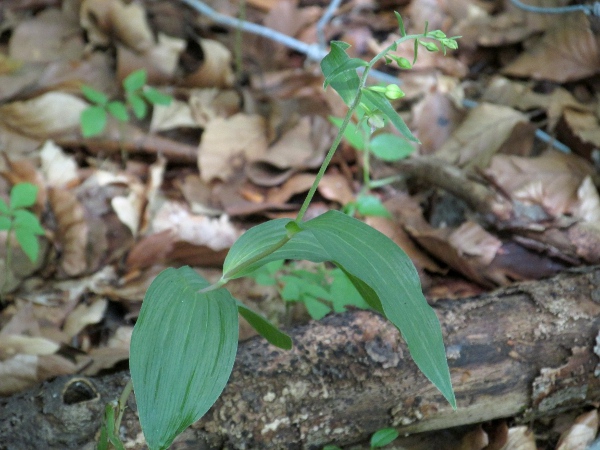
562,108 -> 600,147
498,426 -> 536,450
456,424 -> 489,450
0,354 -> 39,395
111,181 -> 145,237
486,151 -> 595,218
80,0 -> 154,52
436,103 -> 529,169
0,92 -> 87,139
247,117 -> 321,186
152,201 -> 239,251
49,188 -> 89,277
413,90 -> 465,155
116,33 -> 186,85
40,140 -> 79,188
0,335 -> 59,359
63,298 -> 107,338
502,13 -> 600,82
8,8 -> 83,62
126,230 -> 176,271
1,156 -> 47,210
150,100 -> 197,132
448,221 -> 503,266
182,38 -> 235,89
556,409 -> 599,450
575,176 -> 600,223
198,113 -> 268,182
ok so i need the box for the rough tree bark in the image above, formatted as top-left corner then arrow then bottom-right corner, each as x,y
1,266 -> 600,449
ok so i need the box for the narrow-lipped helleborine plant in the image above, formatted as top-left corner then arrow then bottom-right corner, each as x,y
126,15 -> 459,450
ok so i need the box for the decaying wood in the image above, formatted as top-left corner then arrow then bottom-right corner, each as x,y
1,267 -> 600,449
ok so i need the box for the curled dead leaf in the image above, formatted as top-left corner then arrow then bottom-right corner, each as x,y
181,39 -> 235,88
49,188 -> 89,277
80,0 -> 154,52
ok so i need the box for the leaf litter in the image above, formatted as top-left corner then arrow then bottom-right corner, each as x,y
1,0 -> 600,447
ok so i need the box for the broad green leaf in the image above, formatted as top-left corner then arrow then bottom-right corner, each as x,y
107,101 -> 129,122
355,194 -> 391,218
371,428 -> 399,448
130,267 -> 238,450
320,41 -> 360,106
81,106 -> 107,137
339,268 -> 383,314
10,183 -> 37,209
0,216 -> 11,231
301,211 -> 455,408
13,210 -> 44,234
369,133 -> 415,161
280,276 -> 302,301
127,93 -> 147,119
143,87 -> 173,105
0,199 -> 9,215
324,57 -> 368,89
329,116 -> 366,151
14,228 -> 39,262
123,69 -> 147,92
361,89 -> 419,143
81,85 -> 108,105
222,219 -> 328,280
236,300 -> 292,349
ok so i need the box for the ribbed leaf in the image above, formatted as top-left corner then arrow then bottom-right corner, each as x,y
130,267 -> 238,450
236,300 -> 292,349
320,41 -> 360,106
302,211 -> 455,408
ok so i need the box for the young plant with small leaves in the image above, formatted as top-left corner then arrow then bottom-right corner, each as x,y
127,14 -> 459,450
0,183 -> 44,298
250,260 -> 371,321
80,69 -> 172,138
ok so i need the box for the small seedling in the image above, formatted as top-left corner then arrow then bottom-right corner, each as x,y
249,260 -> 371,320
0,182 -> 44,298
330,109 -> 414,218
80,69 -> 172,138
324,427 -> 400,450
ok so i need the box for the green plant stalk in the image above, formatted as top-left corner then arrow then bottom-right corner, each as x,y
296,32 -> 429,223
234,0 -> 246,80
115,379 -> 133,431
368,175 -> 404,189
0,226 -> 14,303
203,234 -> 293,292
363,130 -> 372,188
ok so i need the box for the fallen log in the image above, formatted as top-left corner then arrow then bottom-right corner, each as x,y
1,266 -> 600,449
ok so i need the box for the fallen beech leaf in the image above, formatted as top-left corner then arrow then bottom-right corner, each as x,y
189,88 -> 241,127
63,298 -> 108,338
152,201 -> 239,251
80,0 -> 154,52
0,92 -> 87,139
49,188 -> 88,277
247,117 -> 323,186
116,33 -> 186,85
198,113 -> 268,182
498,426 -> 536,450
150,100 -> 197,132
111,181 -> 145,237
0,354 -> 39,395
182,39 -> 235,88
486,151 -> 595,218
562,108 -> 600,147
556,409 -> 599,450
575,176 -> 600,223
40,140 -> 79,188
126,230 -> 176,271
502,13 -> 600,82
448,221 -> 502,266
436,103 -> 529,169
0,335 -> 59,359
8,8 -> 83,62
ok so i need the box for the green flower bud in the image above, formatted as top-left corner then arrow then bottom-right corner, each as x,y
419,40 -> 439,52
384,84 -> 405,100
428,30 -> 446,39
393,56 -> 412,69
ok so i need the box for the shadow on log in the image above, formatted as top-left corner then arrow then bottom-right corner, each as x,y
1,267 -> 600,449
